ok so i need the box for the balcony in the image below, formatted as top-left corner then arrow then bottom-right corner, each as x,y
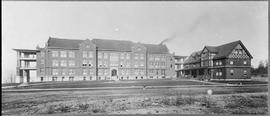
19,56 -> 36,60
20,66 -> 37,70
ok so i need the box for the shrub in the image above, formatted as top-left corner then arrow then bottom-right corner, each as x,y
78,104 -> 89,112
47,105 -> 54,114
90,104 -> 106,113
225,95 -> 268,109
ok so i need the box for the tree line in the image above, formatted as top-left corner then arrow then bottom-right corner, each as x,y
251,60 -> 268,77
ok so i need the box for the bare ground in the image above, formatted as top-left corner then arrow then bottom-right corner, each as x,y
2,87 -> 268,115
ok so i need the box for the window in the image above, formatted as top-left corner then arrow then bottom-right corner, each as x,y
126,53 -> 130,59
230,69 -> 234,75
60,51 -> 67,57
52,69 -> 58,75
243,70 -> 247,76
52,77 -> 57,81
52,60 -> 59,67
88,60 -> 93,67
219,61 -> 222,65
62,69 -> 66,75
82,60 -> 87,66
98,53 -> 102,59
104,70 -> 108,75
89,51 -> 93,58
149,55 -> 154,61
243,61 -> 247,65
89,69 -> 94,75
40,59 -> 44,64
83,51 -> 87,58
40,52 -> 45,57
98,69 -> 103,75
69,60 -> 75,67
230,61 -> 234,65
126,61 -> 130,67
69,69 -> 75,75
219,72 -> 222,76
140,62 -> 144,67
103,61 -> 107,67
134,53 -> 138,59
155,57 -> 160,61
120,53 -> 125,59
216,72 -> 219,76
103,53 -> 108,59
140,54 -> 144,59
239,50 -> 242,54
69,51 -> 75,58
40,77 -> 43,82
52,51 -> 58,57
69,76 -> 74,81
98,61 -> 103,67
134,61 -> 138,68
83,69 -> 87,75
120,61 -> 124,67
216,62 -> 219,66
40,68 -> 44,74
60,60 -> 67,67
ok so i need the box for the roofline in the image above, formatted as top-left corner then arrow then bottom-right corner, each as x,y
13,49 -> 39,52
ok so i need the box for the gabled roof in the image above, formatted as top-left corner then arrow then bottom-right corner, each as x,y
13,49 -> 39,52
46,37 -> 169,54
184,50 -> 201,64
213,40 -> 253,59
92,39 -> 133,52
47,37 -> 83,49
174,55 -> 188,59
205,46 -> 217,53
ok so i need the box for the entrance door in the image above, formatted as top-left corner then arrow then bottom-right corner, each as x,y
111,69 -> 118,80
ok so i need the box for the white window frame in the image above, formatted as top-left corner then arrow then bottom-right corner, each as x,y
52,60 -> 59,67
52,51 -> 58,57
52,69 -> 58,75
83,51 -> 87,58
60,51 -> 67,58
69,51 -> 75,58
83,69 -> 87,75
61,60 -> 67,67
88,51 -> 93,58
69,60 -> 75,67
103,53 -> 108,59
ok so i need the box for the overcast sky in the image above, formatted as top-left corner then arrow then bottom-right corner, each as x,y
2,1 -> 268,82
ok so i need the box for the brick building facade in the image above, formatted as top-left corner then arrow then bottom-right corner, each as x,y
32,37 -> 175,82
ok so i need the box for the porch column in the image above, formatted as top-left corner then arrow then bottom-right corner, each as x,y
23,70 -> 28,83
